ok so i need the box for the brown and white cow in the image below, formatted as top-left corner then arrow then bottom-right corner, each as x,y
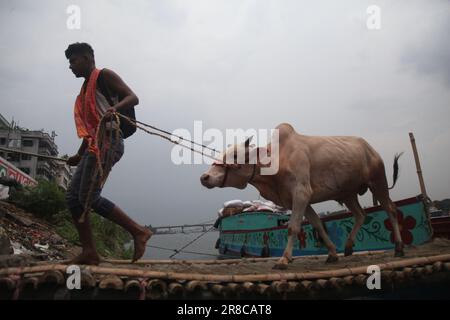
200,123 -> 404,269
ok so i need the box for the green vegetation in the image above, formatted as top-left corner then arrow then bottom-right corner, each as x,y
53,210 -> 133,259
9,180 -> 133,259
9,179 -> 66,220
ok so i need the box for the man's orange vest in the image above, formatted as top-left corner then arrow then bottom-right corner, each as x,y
73,68 -> 101,155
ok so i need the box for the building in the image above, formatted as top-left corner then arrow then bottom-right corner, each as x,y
55,161 -> 73,191
0,114 -> 72,190
0,155 -> 38,199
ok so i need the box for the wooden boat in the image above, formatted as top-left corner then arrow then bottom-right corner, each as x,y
216,195 -> 435,258
431,214 -> 450,240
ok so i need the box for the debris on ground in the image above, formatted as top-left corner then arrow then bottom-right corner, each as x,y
0,201 -> 78,263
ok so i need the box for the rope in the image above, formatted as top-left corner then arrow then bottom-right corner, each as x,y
169,225 -> 216,259
146,244 -> 237,259
118,113 -> 221,154
0,146 -> 67,162
197,218 -> 217,225
78,111 -> 224,223
146,244 -> 218,258
78,114 -> 122,223
116,113 -> 222,162
0,112 -> 224,164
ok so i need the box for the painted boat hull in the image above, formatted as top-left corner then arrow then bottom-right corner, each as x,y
431,216 -> 450,240
217,196 -> 434,257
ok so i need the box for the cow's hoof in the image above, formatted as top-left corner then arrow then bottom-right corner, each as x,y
395,249 -> 405,257
326,255 -> 339,263
344,240 -> 354,257
344,246 -> 353,257
394,242 -> 404,257
272,263 -> 288,270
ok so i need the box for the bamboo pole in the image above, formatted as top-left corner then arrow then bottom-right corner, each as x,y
168,282 -> 184,297
124,279 -> 141,292
0,146 -> 67,162
0,277 -> 16,290
104,250 -> 386,266
412,267 -> 424,278
271,281 -> 289,293
80,270 -> 96,288
328,277 -> 344,289
433,261 -> 443,272
353,274 -> 366,286
211,284 -> 230,297
1,254 -> 450,283
402,267 -> 414,279
242,282 -> 256,293
227,283 -> 244,296
424,265 -> 434,275
256,284 -> 272,296
381,270 -> 395,285
394,271 -> 406,282
146,279 -> 167,299
409,133 -> 429,202
343,276 -> 354,286
409,132 -> 435,237
315,279 -> 328,289
41,270 -> 65,285
300,280 -> 314,291
23,277 -> 39,290
287,281 -> 301,293
99,275 -> 123,290
185,280 -> 207,293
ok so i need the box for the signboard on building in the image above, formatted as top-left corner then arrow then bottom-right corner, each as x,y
0,155 -> 37,199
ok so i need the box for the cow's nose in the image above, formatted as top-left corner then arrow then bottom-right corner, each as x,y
200,174 -> 209,183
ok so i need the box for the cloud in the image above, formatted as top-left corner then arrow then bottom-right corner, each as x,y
400,1 -> 450,86
0,0 -> 449,229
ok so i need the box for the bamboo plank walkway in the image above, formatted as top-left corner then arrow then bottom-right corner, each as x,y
1,238 -> 450,299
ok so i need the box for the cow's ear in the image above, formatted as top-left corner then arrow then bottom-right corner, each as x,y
244,136 -> 253,148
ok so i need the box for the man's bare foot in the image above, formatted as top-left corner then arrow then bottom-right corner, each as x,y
67,250 -> 101,265
132,227 -> 152,263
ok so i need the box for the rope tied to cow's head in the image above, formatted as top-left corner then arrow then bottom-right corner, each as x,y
115,112 -> 223,162
78,112 -> 224,223
77,111 -> 263,223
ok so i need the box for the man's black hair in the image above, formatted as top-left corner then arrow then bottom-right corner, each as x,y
65,42 -> 94,59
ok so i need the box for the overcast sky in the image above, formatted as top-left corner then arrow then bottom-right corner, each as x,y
1,0 -> 449,227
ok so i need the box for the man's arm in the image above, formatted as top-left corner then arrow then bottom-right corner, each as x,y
76,139 -> 88,156
67,139 -> 88,166
102,68 -> 139,112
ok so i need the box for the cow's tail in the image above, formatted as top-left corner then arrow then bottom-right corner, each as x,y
388,152 -> 404,190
